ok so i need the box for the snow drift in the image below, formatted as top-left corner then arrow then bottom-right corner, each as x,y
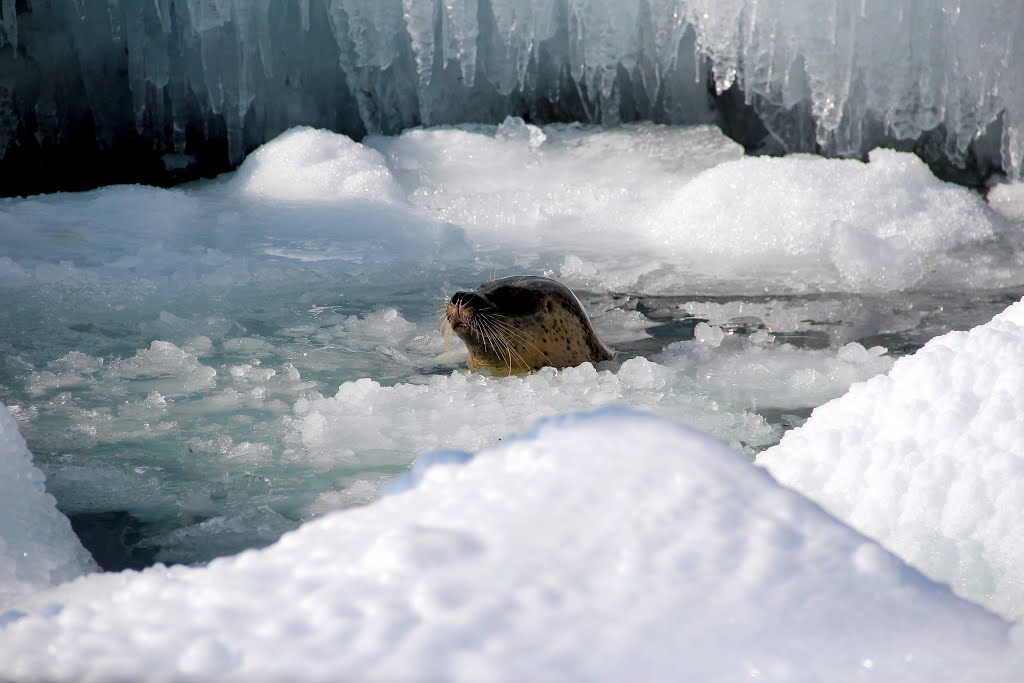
760,297 -> 1024,621
0,411 -> 1014,681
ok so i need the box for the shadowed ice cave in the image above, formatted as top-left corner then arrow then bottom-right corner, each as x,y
1,0 -> 1022,195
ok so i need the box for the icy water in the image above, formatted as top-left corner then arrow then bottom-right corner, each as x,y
2,121 -> 1023,569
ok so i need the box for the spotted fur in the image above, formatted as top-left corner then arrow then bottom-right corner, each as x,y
444,276 -> 614,374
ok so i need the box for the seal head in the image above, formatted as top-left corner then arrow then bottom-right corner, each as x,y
445,276 -> 613,374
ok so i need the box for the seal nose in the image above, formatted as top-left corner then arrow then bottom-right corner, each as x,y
447,291 -> 478,332
449,291 -> 479,308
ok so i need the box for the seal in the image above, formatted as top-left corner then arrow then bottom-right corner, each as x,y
444,276 -> 614,374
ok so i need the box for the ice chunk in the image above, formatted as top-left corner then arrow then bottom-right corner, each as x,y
988,181 -> 1024,223
285,332 -> 891,468
0,411 -> 1013,680
0,400 -> 96,607
232,127 -> 404,204
760,297 -> 1024,620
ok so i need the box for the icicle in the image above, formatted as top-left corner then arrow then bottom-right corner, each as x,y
0,0 -> 17,55
442,0 -> 478,87
403,0 -> 436,92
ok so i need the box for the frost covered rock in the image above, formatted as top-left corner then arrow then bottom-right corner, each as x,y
0,400 -> 96,607
0,411 -> 1013,681
759,297 -> 1024,620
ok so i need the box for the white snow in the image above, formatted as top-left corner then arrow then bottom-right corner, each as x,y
285,330 -> 892,476
1,124 -> 1016,300
2,123 -> 1024,682
989,182 -> 1024,223
0,411 -> 1015,682
1,123 -> 1020,568
642,149 -> 1007,291
366,122 -> 1016,293
232,127 -> 405,204
760,297 -> 1024,621
0,400 -> 96,607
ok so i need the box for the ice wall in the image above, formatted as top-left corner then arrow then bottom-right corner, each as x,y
0,400 -> 96,607
2,0 -> 1022,195
685,0 -> 1024,180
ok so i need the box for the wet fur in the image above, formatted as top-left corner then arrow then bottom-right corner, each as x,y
444,276 -> 613,375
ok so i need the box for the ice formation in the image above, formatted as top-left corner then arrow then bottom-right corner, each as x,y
2,0 -> 1023,193
760,297 -> 1024,620
3,123 -> 1022,565
0,411 -> 1016,681
0,400 -> 96,607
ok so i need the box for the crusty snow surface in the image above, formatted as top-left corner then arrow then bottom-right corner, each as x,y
0,410 -> 1015,682
761,297 -> 1024,621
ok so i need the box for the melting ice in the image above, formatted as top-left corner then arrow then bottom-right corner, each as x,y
2,121 -> 1024,679
2,120 -> 1020,567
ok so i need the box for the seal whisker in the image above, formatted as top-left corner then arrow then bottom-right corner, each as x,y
484,316 -> 554,366
480,316 -> 528,375
477,316 -> 520,375
474,317 -> 499,360
441,318 -> 454,357
472,317 -> 502,364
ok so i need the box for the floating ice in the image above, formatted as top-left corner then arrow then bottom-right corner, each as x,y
2,123 -> 1019,566
0,400 -> 96,607
0,412 -> 1014,681
285,331 -> 892,479
760,297 -> 1024,620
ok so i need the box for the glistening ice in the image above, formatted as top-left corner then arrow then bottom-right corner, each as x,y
2,0 -> 1023,193
1,122 -> 1024,679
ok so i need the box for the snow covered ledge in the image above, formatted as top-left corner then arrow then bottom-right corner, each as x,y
0,410 -> 1014,681
760,297 -> 1024,621
0,400 -> 96,607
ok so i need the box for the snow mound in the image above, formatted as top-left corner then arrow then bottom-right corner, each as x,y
0,400 -> 96,607
0,411 -> 1012,681
233,127 -> 404,204
644,149 -> 1004,291
760,297 -> 1024,620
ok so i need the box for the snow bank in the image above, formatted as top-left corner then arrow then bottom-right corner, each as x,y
644,149 -> 1004,291
2,125 -> 1015,298
760,297 -> 1024,620
0,411 -> 1013,682
0,400 -> 96,607
369,121 -> 1013,293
